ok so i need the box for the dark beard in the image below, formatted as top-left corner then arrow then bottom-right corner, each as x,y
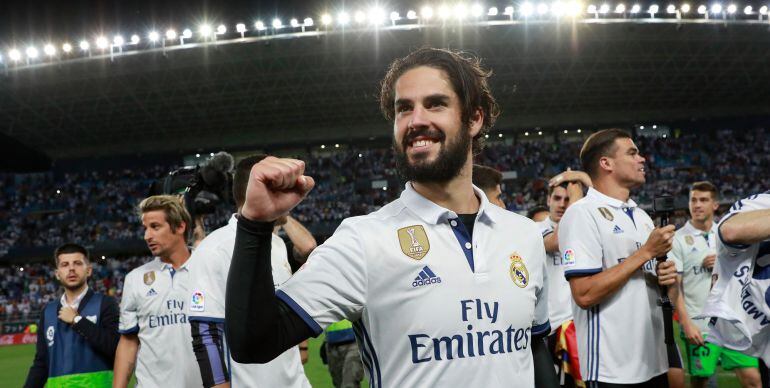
394,126 -> 471,184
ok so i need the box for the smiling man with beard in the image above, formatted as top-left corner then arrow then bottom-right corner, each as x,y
224,47 -> 558,387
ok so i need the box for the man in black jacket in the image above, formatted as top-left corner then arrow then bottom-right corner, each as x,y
24,243 -> 120,388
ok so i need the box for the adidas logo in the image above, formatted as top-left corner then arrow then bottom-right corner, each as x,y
146,288 -> 158,297
412,266 -> 442,288
613,225 -> 624,234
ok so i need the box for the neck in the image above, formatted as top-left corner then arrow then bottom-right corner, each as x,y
690,217 -> 713,233
64,284 -> 87,305
160,243 -> 191,269
593,177 -> 631,203
410,159 -> 479,215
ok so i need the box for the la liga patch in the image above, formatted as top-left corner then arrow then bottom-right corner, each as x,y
190,290 -> 205,312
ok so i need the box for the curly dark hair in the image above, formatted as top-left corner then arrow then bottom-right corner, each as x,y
379,47 -> 500,155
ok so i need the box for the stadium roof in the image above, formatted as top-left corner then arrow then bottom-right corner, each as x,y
1,18 -> 770,160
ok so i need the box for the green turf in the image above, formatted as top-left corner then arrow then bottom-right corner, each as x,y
0,329 -> 747,387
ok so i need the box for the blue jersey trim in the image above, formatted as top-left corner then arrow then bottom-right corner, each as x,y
118,325 -> 139,334
188,316 -> 226,323
532,321 -> 551,336
353,321 -> 382,388
275,290 -> 323,336
717,212 -> 751,250
449,218 -> 475,272
564,268 -> 602,279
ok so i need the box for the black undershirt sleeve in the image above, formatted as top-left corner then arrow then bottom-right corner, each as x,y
225,215 -> 315,364
532,333 -> 559,387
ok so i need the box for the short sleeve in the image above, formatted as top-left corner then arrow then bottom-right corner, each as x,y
537,220 -> 554,238
718,194 -> 770,252
118,272 -> 139,334
532,247 -> 550,336
187,242 -> 229,321
669,236 -> 684,273
559,205 -> 604,279
276,219 -> 367,332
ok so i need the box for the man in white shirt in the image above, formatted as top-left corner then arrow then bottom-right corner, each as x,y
559,128 -> 677,387
540,170 -> 592,387
699,192 -> 770,380
188,155 -> 313,388
113,195 -> 202,388
672,182 -> 761,387
225,47 -> 558,387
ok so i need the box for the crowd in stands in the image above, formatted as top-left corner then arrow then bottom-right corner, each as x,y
0,126 -> 766,257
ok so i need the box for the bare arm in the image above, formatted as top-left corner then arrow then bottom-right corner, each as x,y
543,230 -> 559,253
569,249 -> 652,308
720,209 -> 770,246
281,216 -> 317,262
113,334 -> 139,388
674,275 -> 704,345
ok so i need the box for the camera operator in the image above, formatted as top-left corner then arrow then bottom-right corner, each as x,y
559,129 -> 677,387
187,155 -> 313,388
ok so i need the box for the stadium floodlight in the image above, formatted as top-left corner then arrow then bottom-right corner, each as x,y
338,12 -> 351,25
8,49 -> 21,61
289,19 -> 299,28
471,4 -> 484,17
200,24 -> 213,37
453,4 -> 467,19
761,5 -> 768,14
538,3 -> 550,15
79,40 -> 90,51
599,4 -> 610,13
390,11 -> 401,22
166,29 -> 177,40
130,34 -> 140,44
407,10 -> 418,19
726,4 -> 736,14
182,29 -> 193,39
354,10 -> 367,23
488,6 -> 499,16
272,18 -> 283,29
711,4 -> 722,14
552,2 -> 566,16
369,7 -> 386,24
681,3 -> 691,13
577,128 -> 582,133
630,4 -> 641,13
666,5 -> 676,13
255,21 -> 266,30
521,2 -> 535,17
498,133 -> 503,138
697,4 -> 707,14
148,31 -> 160,42
744,5 -> 752,14
525,131 -> 530,136
321,14 -> 333,25
26,46 -> 39,59
421,6 -> 435,19
113,35 -> 124,46
217,24 -> 227,34
587,4 -> 598,14
96,36 -> 109,50
503,6 -> 515,16
566,1 -> 582,16
62,43 -> 73,53
44,44 -> 56,56
438,5 -> 452,19
615,4 -> 626,13
236,23 -> 247,33
538,131 -> 543,135
304,17 -> 314,26
648,4 -> 659,15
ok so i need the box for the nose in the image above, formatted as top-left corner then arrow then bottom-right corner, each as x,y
408,105 -> 430,131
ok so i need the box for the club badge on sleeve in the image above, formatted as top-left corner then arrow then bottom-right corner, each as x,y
398,225 -> 430,260
509,253 -> 529,288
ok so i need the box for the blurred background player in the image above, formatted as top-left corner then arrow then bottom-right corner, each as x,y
671,182 -> 761,388
113,195 -> 202,388
24,243 -> 120,388
323,319 -> 364,388
559,128 -> 678,387
471,164 -> 505,207
188,155 -> 313,388
699,191 -> 770,386
541,169 -> 592,387
527,206 -> 550,222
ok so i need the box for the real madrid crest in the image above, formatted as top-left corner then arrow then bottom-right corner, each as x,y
397,225 -> 430,260
143,271 -> 156,285
685,235 -> 695,245
598,207 -> 614,221
509,253 -> 529,288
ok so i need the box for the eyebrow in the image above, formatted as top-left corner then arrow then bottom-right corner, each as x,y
395,93 -> 451,109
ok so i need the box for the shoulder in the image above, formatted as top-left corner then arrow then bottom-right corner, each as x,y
491,206 -> 540,232
729,192 -> 770,213
560,198 -> 594,225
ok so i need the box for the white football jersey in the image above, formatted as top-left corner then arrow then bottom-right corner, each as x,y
536,217 -> 574,332
699,192 -> 770,362
669,221 -> 717,332
187,215 -> 310,388
559,188 -> 667,384
277,184 -> 550,387
118,257 -> 202,388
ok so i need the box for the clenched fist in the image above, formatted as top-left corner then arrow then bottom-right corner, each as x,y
642,225 -> 676,260
656,260 -> 678,287
240,157 -> 315,222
